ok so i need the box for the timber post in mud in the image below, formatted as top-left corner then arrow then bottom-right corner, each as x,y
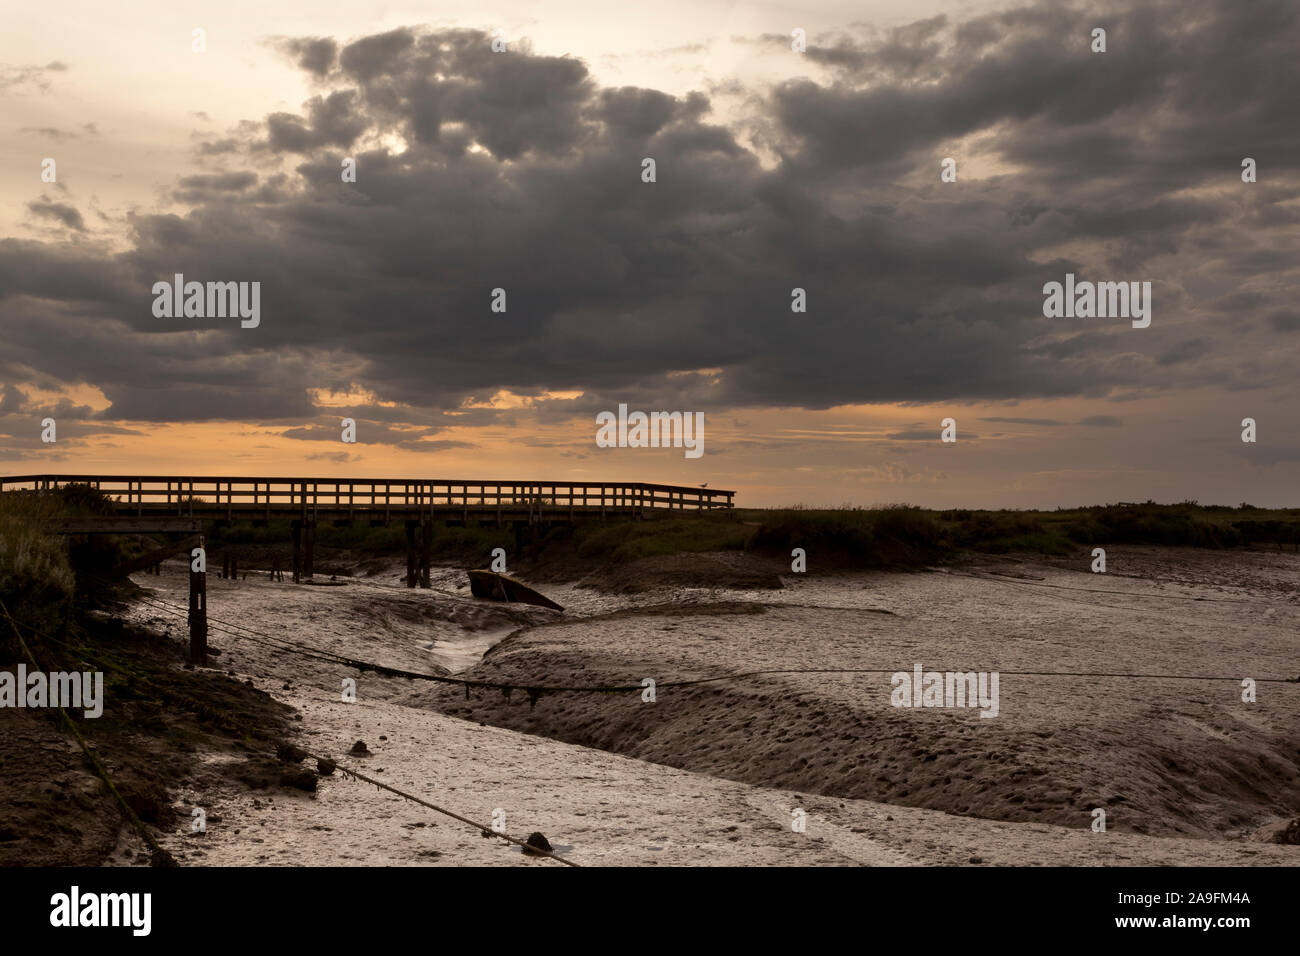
291,520 -> 316,583
188,532 -> 207,664
420,520 -> 432,587
405,519 -> 432,588
405,521 -> 416,587
304,520 -> 315,579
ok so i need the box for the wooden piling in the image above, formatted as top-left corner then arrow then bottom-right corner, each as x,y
292,521 -> 302,583
419,520 -> 432,588
405,521 -> 418,588
303,522 -> 314,580
188,535 -> 207,665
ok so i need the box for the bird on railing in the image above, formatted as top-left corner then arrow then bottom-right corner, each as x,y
698,483 -> 708,488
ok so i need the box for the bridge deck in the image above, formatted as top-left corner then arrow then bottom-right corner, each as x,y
1,474 -> 735,522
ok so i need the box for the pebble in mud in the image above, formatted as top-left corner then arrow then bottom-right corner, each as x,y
280,768 -> 318,792
521,832 -> 553,856
275,741 -> 308,763
349,740 -> 371,756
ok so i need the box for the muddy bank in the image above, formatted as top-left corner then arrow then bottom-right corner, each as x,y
566,552 -> 786,594
148,692 -> 1300,867
106,548 -> 1299,866
428,549 -> 1300,842
0,616 -> 294,866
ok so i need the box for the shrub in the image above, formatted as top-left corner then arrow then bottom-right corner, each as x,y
0,492 -> 75,657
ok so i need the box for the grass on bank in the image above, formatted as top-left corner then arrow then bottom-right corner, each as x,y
8,490 -> 1300,601
744,500 -> 1300,565
198,498 -> 1300,572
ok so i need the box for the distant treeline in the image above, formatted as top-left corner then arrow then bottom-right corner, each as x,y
748,501 -> 1300,568
209,499 -> 1299,570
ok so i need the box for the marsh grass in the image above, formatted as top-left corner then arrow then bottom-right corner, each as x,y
0,492 -> 75,655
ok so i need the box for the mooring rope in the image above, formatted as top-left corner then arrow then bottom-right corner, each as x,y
126,589 -> 1300,691
300,751 -> 580,866
5,608 -> 579,867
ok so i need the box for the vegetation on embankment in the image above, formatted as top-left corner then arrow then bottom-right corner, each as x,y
742,500 -> 1300,567
479,500 -> 1300,572
12,486 -> 1300,592
0,490 -> 76,647
0,482 -> 134,652
199,499 -> 1300,575
0,485 -> 296,866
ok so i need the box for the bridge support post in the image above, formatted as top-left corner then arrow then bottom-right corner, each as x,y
291,521 -> 302,583
303,522 -> 315,580
513,520 -> 537,559
420,520 -> 432,588
188,534 -> 207,665
405,521 -> 418,588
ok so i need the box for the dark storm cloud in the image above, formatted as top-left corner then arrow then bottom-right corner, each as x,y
0,384 -> 24,413
395,438 -> 477,452
306,450 -> 359,462
280,421 -> 442,445
104,386 -> 318,423
1,2 -> 1297,440
280,36 -> 339,77
338,28 -> 416,82
0,382 -> 143,458
887,429 -> 979,441
172,171 -> 259,202
178,171 -> 258,191
980,417 -> 1062,426
197,138 -> 240,155
265,90 -> 368,151
26,198 -> 85,231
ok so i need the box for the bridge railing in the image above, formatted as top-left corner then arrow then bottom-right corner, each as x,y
0,475 -> 735,517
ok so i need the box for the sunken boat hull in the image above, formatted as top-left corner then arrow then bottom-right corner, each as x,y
467,569 -> 564,611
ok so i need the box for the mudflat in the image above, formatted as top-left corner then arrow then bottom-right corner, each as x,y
117,546 -> 1298,866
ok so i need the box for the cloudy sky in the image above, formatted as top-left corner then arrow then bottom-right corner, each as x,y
1,0 -> 1297,508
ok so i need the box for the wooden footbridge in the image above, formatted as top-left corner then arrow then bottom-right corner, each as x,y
0,475 -> 734,523
2,475 -> 735,662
